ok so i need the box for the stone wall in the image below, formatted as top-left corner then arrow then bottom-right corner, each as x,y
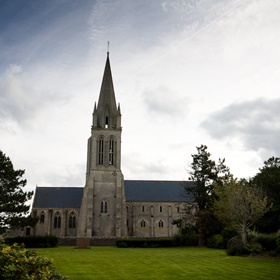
127,201 -> 186,237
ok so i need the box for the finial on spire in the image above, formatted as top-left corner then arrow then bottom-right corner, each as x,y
107,41 -> 110,57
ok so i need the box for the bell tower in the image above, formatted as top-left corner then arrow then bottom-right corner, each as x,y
79,52 -> 127,238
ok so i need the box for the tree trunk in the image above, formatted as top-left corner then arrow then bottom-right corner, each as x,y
197,220 -> 205,246
241,224 -> 247,248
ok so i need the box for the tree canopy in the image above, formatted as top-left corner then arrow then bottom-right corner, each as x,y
185,145 -> 230,246
214,177 -> 270,247
253,156 -> 280,232
0,150 -> 35,234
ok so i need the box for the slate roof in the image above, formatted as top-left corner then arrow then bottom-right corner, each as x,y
124,180 -> 194,202
33,180 -> 195,208
33,187 -> 83,208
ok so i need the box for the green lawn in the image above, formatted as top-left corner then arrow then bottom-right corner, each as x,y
36,247 -> 280,280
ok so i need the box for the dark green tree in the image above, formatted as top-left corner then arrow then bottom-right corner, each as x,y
253,157 -> 280,232
185,145 -> 230,246
0,150 -> 35,234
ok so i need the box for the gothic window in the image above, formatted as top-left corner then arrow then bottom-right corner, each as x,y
54,212 -> 61,229
141,205 -> 145,212
141,220 -> 146,228
69,212 -> 76,228
98,137 -> 104,165
159,206 -> 162,212
159,220 -> 164,228
101,200 -> 108,214
39,211 -> 45,223
109,138 -> 114,165
177,206 -> 180,213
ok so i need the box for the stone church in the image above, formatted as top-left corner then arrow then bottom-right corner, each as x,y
31,53 -> 194,240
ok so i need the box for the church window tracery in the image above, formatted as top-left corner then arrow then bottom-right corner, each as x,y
101,200 -> 108,213
54,212 -> 61,228
69,212 -> 76,228
109,138 -> 114,165
141,220 -> 146,228
98,137 -> 104,165
159,220 -> 164,228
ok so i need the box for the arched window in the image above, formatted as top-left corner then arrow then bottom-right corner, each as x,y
54,212 -> 61,228
98,137 -> 104,165
69,212 -> 76,228
141,220 -> 146,228
159,220 -> 164,228
39,211 -> 45,223
142,205 -> 145,212
159,206 -> 162,212
101,200 -> 108,214
109,138 -> 114,165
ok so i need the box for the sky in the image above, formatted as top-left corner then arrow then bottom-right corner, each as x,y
1,0 -> 280,193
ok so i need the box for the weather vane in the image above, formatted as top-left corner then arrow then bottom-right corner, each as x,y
107,41 -> 110,54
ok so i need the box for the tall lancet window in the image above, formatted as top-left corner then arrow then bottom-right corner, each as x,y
101,200 -> 108,213
98,137 -> 104,165
105,115 -> 109,128
69,212 -> 76,228
109,138 -> 115,165
54,212 -> 61,229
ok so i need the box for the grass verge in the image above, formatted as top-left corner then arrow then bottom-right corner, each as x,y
36,247 -> 280,280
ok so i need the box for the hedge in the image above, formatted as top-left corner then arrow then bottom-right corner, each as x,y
5,235 -> 59,248
116,237 -> 175,248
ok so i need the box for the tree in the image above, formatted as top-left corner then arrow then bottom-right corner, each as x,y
185,145 -> 230,246
214,177 -> 270,247
253,157 -> 280,232
0,150 -> 35,234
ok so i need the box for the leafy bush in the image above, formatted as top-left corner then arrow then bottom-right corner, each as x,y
254,233 -> 278,251
5,235 -> 58,248
117,242 -> 128,248
226,236 -> 249,256
173,226 -> 198,247
207,234 -> 225,249
0,238 -> 68,280
247,242 -> 263,254
116,237 -> 174,248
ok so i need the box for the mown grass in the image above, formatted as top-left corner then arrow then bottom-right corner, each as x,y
36,247 -> 280,280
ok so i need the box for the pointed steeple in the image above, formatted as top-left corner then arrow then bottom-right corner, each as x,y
94,52 -> 121,129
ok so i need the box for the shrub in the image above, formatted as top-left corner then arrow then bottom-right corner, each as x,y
5,235 -> 58,248
0,238 -> 68,280
117,242 -> 128,248
254,234 -> 278,251
173,226 -> 198,247
247,242 -> 263,254
207,234 -> 225,249
226,236 -> 249,256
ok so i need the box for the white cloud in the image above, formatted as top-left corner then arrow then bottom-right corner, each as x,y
143,86 -> 189,119
201,98 -> 280,154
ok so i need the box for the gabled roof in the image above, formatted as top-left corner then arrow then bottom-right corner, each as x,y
33,187 -> 83,208
32,180 -> 195,209
124,180 -> 194,202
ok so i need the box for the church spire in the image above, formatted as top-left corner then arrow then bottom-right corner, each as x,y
93,52 -> 121,129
